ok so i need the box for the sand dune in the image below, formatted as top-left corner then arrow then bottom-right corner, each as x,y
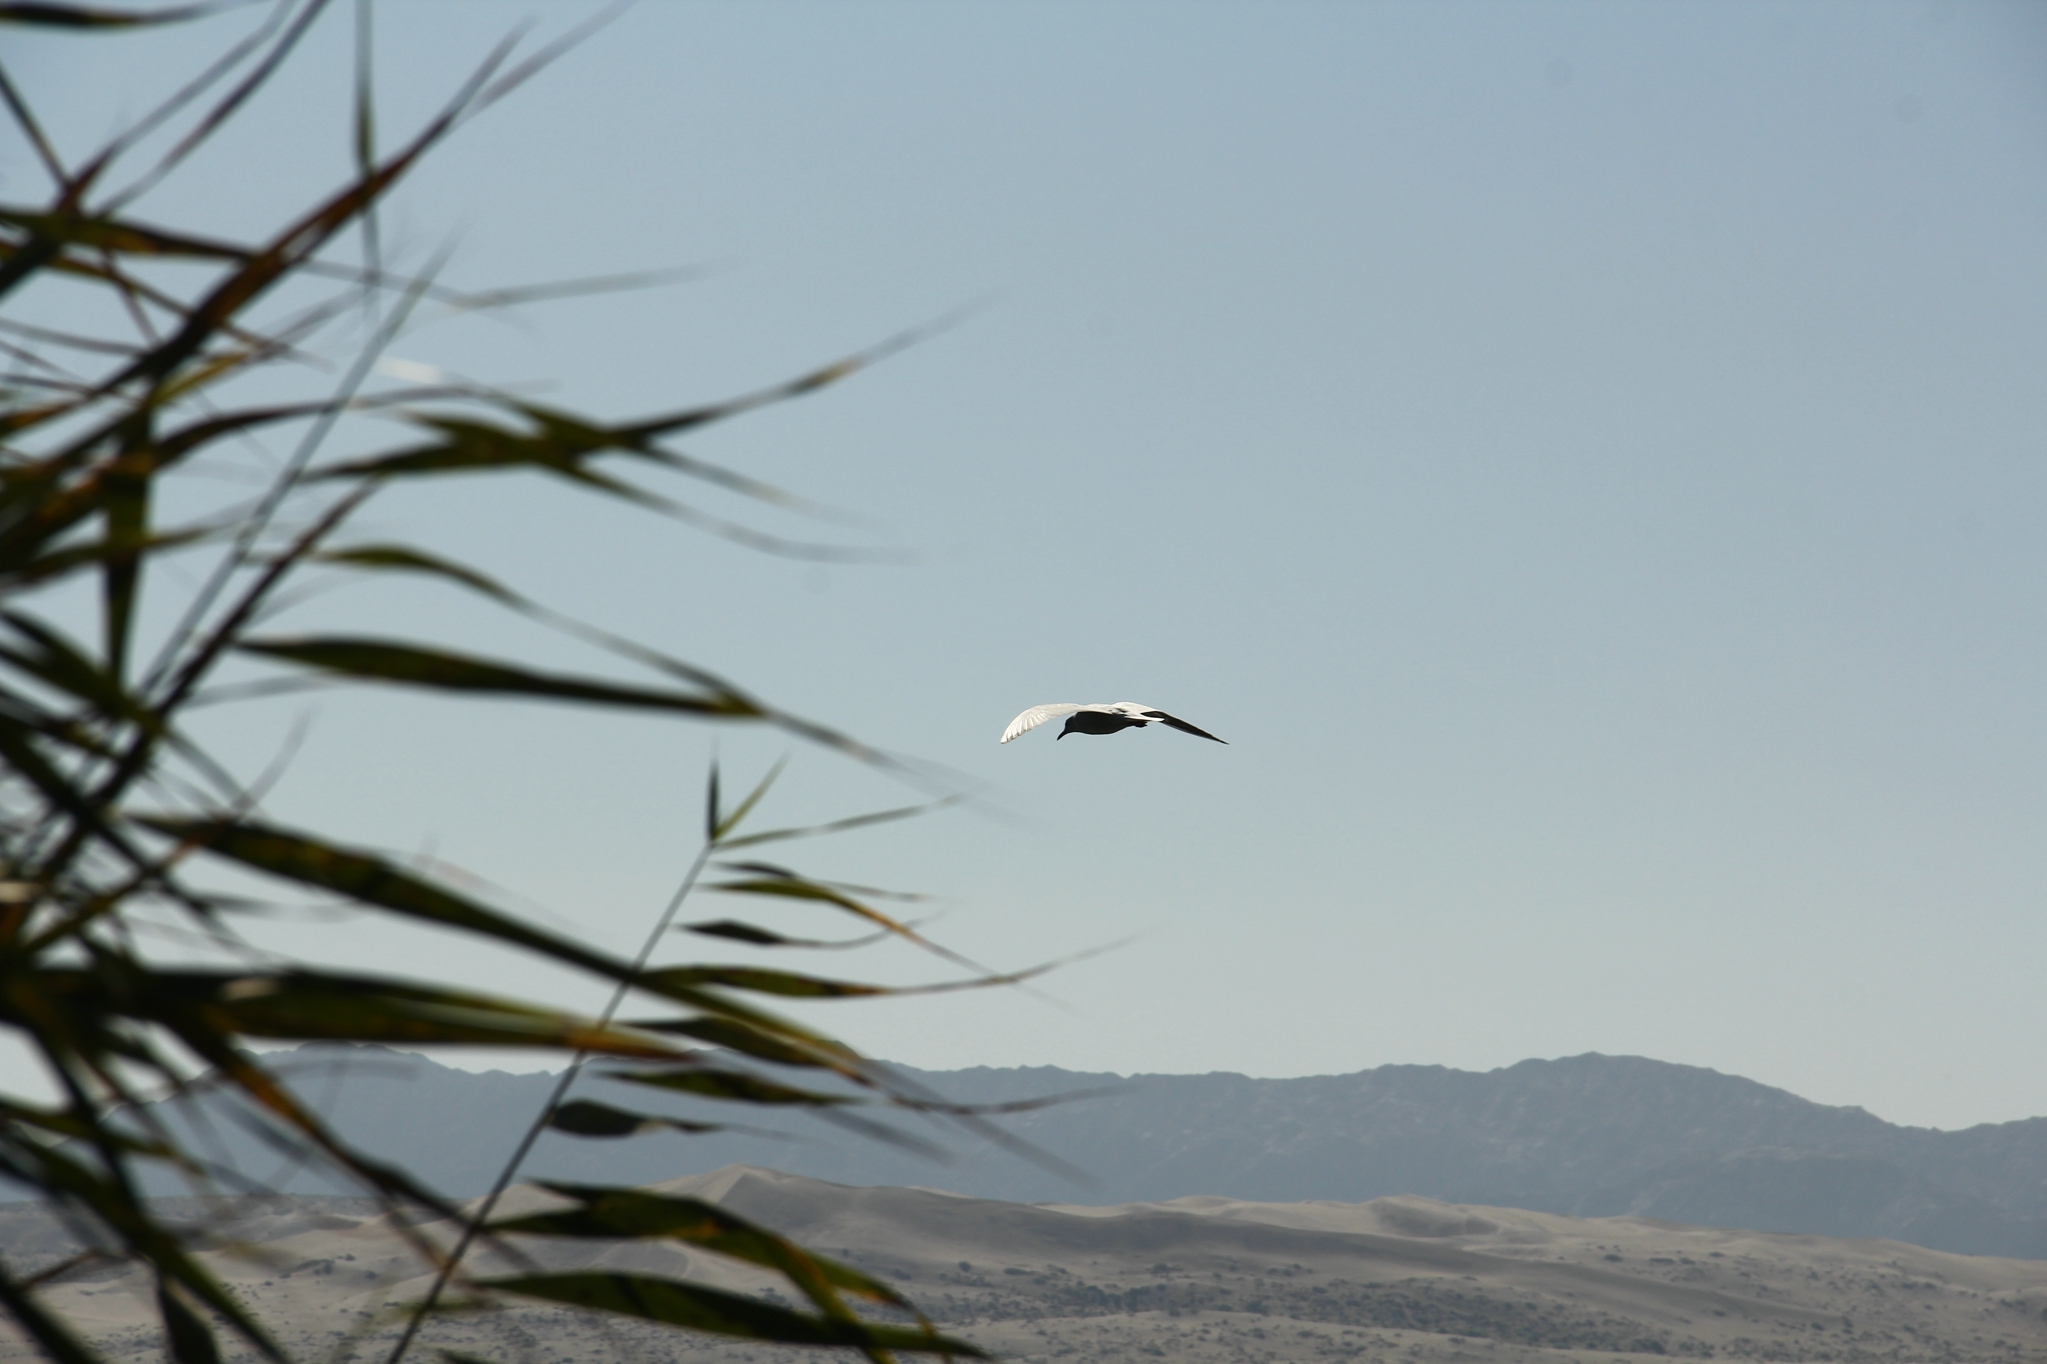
8,1166 -> 2047,1363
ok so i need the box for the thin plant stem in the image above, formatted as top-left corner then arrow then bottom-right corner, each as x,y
380,826 -> 718,1364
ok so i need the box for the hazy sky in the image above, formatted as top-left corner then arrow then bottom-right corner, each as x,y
11,1 -> 2047,1132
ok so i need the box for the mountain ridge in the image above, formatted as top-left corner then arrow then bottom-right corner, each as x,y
76,1046 -> 2047,1259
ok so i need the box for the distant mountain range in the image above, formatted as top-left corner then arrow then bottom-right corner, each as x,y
92,1047 -> 2047,1259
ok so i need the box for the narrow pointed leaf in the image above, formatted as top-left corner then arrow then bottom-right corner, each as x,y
608,1066 -> 858,1107
711,757 -> 784,841
707,869 -> 939,945
3,525 -> 214,591
0,210 -> 246,259
11,967 -> 684,1059
158,1279 -> 222,1364
102,459 -> 146,683
677,919 -> 891,950
704,760 -> 721,841
481,1272 -> 984,1356
495,1184 -> 912,1316
135,817 -> 637,984
633,1016 -> 846,1069
715,794 -> 965,851
639,966 -> 891,1000
309,545 -> 518,603
0,3 -> 217,27
235,638 -> 762,718
545,1101 -> 724,1139
0,1266 -> 102,1364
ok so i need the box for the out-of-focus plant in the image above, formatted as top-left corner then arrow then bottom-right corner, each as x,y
0,3 -> 1021,1361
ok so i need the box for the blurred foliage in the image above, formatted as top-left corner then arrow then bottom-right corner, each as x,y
0,3 -> 1006,1361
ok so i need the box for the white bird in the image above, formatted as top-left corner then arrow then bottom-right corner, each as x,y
1000,702 -> 1226,745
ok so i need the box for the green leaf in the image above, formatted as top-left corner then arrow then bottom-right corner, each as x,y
131,817 -> 879,1057
0,210 -> 245,259
639,966 -> 890,1000
195,976 -> 676,1054
102,456 -> 147,684
97,34 -> 509,388
0,610 -> 163,735
157,1278 -> 222,1364
2,525 -> 214,591
712,758 -> 785,841
650,959 -> 1049,1004
544,1101 -> 723,1139
235,637 -> 762,718
481,1272 -> 985,1356
706,868 -> 936,948
12,966 -> 682,1059
677,918 -> 890,950
704,760 -> 721,842
0,1264 -> 103,1364
308,545 -> 519,604
633,1015 -> 843,1068
495,1184 -> 912,1320
681,918 -> 777,945
0,1121 -> 286,1361
715,794 -> 965,851
0,2 -> 217,27
0,1097 -> 177,1156
137,817 -> 629,974
608,1066 -> 858,1107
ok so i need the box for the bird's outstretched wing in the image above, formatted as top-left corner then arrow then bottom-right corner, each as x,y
1139,709 -> 1227,743
1001,703 -> 1090,743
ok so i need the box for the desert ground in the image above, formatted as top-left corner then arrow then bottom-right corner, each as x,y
7,1165 -> 2047,1364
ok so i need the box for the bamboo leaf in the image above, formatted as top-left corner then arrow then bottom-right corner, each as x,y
676,919 -> 892,950
632,1015 -> 842,1069
102,453 -> 147,684
191,976 -> 679,1055
98,33 -> 507,388
712,758 -> 784,841
308,544 -> 520,603
639,966 -> 891,1000
2,525 -> 215,591
544,1100 -> 725,1139
0,210 -> 246,259
607,1066 -> 859,1108
495,1184 -> 914,1321
9,966 -> 685,1059
706,870 -> 938,949
480,1271 -> 985,1356
234,637 -> 763,719
0,1265 -> 102,1364
126,820 -> 879,1068
135,816 -> 638,984
679,919 -> 782,946
157,1278 -> 222,1364
716,794 -> 964,850
0,2 -> 217,27
0,1127 -> 286,1360
0,610 -> 162,733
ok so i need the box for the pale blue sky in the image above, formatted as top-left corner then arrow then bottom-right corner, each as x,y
10,1 -> 2046,1131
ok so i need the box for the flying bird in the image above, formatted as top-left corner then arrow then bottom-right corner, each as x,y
1000,702 -> 1226,745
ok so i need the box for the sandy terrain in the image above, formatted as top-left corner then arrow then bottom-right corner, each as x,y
6,1166 -> 2047,1364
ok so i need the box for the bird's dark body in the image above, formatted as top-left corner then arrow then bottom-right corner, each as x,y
1057,711 -> 1152,739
